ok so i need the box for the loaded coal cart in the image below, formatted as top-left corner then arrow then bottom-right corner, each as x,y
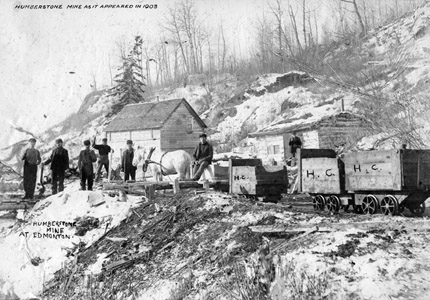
343,149 -> 430,215
229,158 -> 288,202
298,149 -> 351,212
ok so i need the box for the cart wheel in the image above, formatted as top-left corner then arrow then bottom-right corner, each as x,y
380,195 -> 399,215
343,205 -> 350,212
326,195 -> 341,212
361,195 -> 378,215
410,202 -> 426,216
353,204 -> 363,214
313,195 -> 325,211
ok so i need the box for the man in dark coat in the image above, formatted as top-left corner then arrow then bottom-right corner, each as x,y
288,131 -> 302,158
121,140 -> 136,181
78,140 -> 97,190
21,138 -> 41,199
44,139 -> 69,195
192,133 -> 213,181
92,136 -> 113,181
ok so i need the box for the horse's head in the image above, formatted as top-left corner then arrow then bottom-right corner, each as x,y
142,147 -> 156,172
132,145 -> 146,166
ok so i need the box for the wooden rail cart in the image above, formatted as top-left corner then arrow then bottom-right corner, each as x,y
298,149 -> 350,213
343,149 -> 430,215
229,159 -> 288,202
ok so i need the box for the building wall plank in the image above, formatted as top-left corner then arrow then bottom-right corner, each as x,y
160,103 -> 205,155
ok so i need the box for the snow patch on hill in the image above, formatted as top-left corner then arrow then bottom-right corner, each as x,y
210,72 -> 319,142
0,183 -> 142,299
259,93 -> 361,134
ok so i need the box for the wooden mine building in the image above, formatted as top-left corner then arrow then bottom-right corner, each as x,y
104,98 -> 207,155
249,112 -> 369,163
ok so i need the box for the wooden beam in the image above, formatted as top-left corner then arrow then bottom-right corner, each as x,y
251,219 -> 430,233
102,180 -> 229,192
297,148 -> 302,192
228,159 -> 233,194
0,202 -> 35,211
108,152 -> 113,182
172,178 -> 180,194
144,185 -> 155,200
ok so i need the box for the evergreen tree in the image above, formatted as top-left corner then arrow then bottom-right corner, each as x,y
109,36 -> 146,115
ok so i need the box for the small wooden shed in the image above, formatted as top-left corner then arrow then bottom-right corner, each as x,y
249,112 -> 369,163
104,98 -> 207,155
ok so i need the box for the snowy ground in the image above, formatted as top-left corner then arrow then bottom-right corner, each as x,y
28,187 -> 430,300
0,181 -> 143,299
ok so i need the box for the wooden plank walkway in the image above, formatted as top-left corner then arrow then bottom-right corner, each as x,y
0,200 -> 37,211
103,180 -> 230,200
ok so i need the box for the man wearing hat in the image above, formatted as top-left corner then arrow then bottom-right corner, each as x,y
289,131 -> 302,158
288,131 -> 302,166
21,138 -> 41,199
78,140 -> 97,190
191,133 -> 213,181
44,139 -> 69,195
92,136 -> 113,181
121,140 -> 137,181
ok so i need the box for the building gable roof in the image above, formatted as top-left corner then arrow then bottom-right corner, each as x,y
104,98 -> 206,132
249,112 -> 367,137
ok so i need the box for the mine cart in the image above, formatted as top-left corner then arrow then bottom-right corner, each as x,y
298,149 -> 350,213
343,149 -> 430,215
229,158 -> 288,201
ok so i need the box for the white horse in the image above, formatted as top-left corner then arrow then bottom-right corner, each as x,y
133,146 -> 192,181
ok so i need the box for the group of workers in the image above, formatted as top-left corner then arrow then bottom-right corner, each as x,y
20,133 -> 213,200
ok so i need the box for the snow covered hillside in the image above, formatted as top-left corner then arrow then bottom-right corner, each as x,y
0,182 -> 143,299
3,2 -> 430,176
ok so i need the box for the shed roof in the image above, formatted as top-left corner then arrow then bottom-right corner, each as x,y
105,98 -> 206,132
249,112 -> 366,137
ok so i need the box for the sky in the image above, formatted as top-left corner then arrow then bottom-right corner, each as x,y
0,0 -> 331,148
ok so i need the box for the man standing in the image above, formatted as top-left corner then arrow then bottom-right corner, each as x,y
21,138 -> 41,199
44,139 -> 69,195
121,140 -> 136,181
92,136 -> 113,181
288,131 -> 302,158
78,140 -> 97,190
191,133 -> 213,181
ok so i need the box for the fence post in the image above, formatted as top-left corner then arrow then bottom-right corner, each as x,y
108,152 -> 113,182
297,148 -> 302,193
172,178 -> 180,194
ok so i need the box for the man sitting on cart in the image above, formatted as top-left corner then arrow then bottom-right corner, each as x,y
191,133 -> 213,181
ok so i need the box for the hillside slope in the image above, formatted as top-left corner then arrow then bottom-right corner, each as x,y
3,4 -> 430,299
3,2 -> 430,182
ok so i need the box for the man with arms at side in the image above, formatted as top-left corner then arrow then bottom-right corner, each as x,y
44,139 -> 69,195
288,131 -> 302,166
21,138 -> 41,200
78,140 -> 97,190
121,140 -> 137,181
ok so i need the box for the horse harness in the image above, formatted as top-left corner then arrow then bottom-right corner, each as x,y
142,147 -> 155,173
159,152 -> 168,176
142,148 -> 169,176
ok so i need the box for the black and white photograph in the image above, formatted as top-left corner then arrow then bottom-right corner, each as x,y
1,0 -> 430,299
